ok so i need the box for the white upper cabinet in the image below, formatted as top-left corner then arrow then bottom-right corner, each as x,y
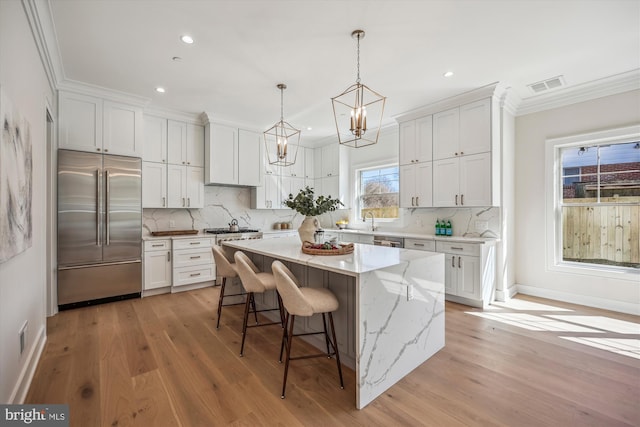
143,115 -> 167,163
459,98 -> 491,156
433,108 -> 460,160
186,123 -> 205,167
399,116 -> 432,165
320,144 -> 339,177
59,91 -> 142,157
433,152 -> 491,207
103,101 -> 144,157
167,120 -> 187,165
304,147 -> 315,179
238,129 -> 261,186
281,146 -> 305,178
433,98 -> 491,160
186,166 -> 205,208
400,162 -> 432,208
142,161 -> 167,208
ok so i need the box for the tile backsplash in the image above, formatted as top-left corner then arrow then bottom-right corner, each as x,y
143,185 -> 500,238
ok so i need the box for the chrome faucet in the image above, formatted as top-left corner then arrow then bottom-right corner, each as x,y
362,212 -> 376,231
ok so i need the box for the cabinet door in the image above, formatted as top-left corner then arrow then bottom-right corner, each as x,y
443,254 -> 458,295
304,147 -> 314,179
399,121 -> 416,166
459,98 -> 491,156
320,175 -> 340,202
167,120 -> 187,165
58,92 -> 103,152
415,162 -> 433,207
291,146 -> 305,178
415,115 -> 433,163
186,124 -> 205,167
321,144 -> 339,177
238,129 -> 261,186
399,164 -> 416,208
207,124 -> 238,185
313,146 -> 323,179
433,107 -> 459,160
144,250 -> 172,290
103,101 -> 143,157
459,152 -> 491,206
167,164 -> 186,208
433,158 -> 460,207
186,166 -> 204,208
142,162 -> 167,208
262,173 -> 281,209
327,272 -> 354,357
143,116 -> 167,163
457,255 -> 481,300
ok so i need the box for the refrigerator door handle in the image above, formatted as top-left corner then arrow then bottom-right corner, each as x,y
96,168 -> 101,246
105,170 -> 111,246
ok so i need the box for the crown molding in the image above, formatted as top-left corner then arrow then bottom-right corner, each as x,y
516,69 -> 640,116
58,79 -> 150,107
23,0 -> 66,94
141,105 -> 203,125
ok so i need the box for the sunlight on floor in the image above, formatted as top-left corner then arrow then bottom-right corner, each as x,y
466,298 -> 640,360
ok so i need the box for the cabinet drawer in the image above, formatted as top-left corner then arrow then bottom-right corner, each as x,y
405,238 -> 435,251
173,265 -> 215,287
173,248 -> 213,268
173,238 -> 212,250
436,241 -> 480,256
144,239 -> 171,251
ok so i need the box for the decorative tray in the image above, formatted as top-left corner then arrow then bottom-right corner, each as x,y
301,241 -> 354,256
151,230 -> 199,236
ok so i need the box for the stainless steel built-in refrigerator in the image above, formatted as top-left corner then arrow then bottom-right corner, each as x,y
57,149 -> 142,308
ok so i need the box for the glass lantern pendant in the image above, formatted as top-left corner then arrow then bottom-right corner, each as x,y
332,30 -> 386,148
264,83 -> 300,166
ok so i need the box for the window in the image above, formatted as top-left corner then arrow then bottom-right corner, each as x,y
552,129 -> 640,271
358,165 -> 399,220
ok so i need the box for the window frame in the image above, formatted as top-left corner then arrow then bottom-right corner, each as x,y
354,162 -> 400,224
545,124 -> 640,280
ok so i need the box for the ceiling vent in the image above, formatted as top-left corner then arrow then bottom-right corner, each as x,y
527,75 -> 566,94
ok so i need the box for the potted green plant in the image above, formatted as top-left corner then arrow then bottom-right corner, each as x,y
284,186 -> 343,243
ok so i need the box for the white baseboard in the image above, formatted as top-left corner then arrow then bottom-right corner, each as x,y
10,324 -> 47,403
515,284 -> 640,315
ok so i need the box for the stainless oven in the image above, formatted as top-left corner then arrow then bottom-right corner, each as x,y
203,228 -> 263,283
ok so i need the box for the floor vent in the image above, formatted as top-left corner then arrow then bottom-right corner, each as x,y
528,75 -> 566,94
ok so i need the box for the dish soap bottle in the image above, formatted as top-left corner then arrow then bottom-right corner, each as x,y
435,219 -> 441,236
446,220 -> 453,236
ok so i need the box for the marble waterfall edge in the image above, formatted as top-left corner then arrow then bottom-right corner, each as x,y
357,249 -> 445,408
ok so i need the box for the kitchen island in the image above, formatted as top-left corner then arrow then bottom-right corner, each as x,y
223,236 -> 445,409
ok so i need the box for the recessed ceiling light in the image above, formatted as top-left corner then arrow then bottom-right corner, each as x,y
443,71 -> 454,78
181,35 -> 194,44
307,127 -> 313,131
155,87 -> 166,93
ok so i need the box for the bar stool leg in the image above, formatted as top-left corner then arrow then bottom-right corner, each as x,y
281,314 -> 296,398
240,291 -> 253,357
322,313 -> 331,356
279,312 -> 289,363
250,293 -> 259,324
328,312 -> 344,389
216,277 -> 227,329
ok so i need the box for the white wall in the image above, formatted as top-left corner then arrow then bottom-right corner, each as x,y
0,0 -> 54,402
514,90 -> 640,314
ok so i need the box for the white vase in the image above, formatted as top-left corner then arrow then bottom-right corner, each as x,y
298,216 -> 319,244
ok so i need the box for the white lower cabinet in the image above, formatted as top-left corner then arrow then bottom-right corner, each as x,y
143,240 -> 172,294
171,237 -> 215,291
436,240 -> 494,308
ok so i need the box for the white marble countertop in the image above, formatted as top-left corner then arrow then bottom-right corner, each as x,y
223,236 -> 441,277
325,228 -> 497,244
142,232 -> 211,241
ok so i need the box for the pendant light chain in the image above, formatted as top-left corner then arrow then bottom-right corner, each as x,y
280,86 -> 284,121
356,33 -> 361,84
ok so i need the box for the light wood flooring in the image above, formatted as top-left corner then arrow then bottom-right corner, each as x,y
26,288 -> 640,426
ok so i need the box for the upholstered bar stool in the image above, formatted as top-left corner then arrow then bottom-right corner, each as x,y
233,251 -> 285,356
212,246 -> 257,329
271,260 -> 344,399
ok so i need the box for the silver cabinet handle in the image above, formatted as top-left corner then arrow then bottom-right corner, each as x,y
105,170 -> 110,246
167,251 -> 171,262
190,255 -> 201,259
162,196 -> 166,207
451,247 -> 464,250
104,149 -> 109,153
190,241 -> 201,245
182,197 -> 185,207
458,256 -> 461,268
152,243 -> 163,247
97,148 -> 101,152
413,243 -> 425,247
411,196 -> 415,206
416,196 -> 419,206
455,194 -> 458,205
451,256 -> 455,267
190,272 -> 201,277
187,197 -> 191,207
461,194 -> 464,205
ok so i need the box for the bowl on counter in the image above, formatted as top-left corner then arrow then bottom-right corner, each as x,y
336,223 -> 347,229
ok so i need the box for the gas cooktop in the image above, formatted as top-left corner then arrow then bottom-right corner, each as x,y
203,228 -> 260,234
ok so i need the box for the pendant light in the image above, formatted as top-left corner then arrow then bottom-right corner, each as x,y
331,30 -> 386,148
264,83 -> 300,166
